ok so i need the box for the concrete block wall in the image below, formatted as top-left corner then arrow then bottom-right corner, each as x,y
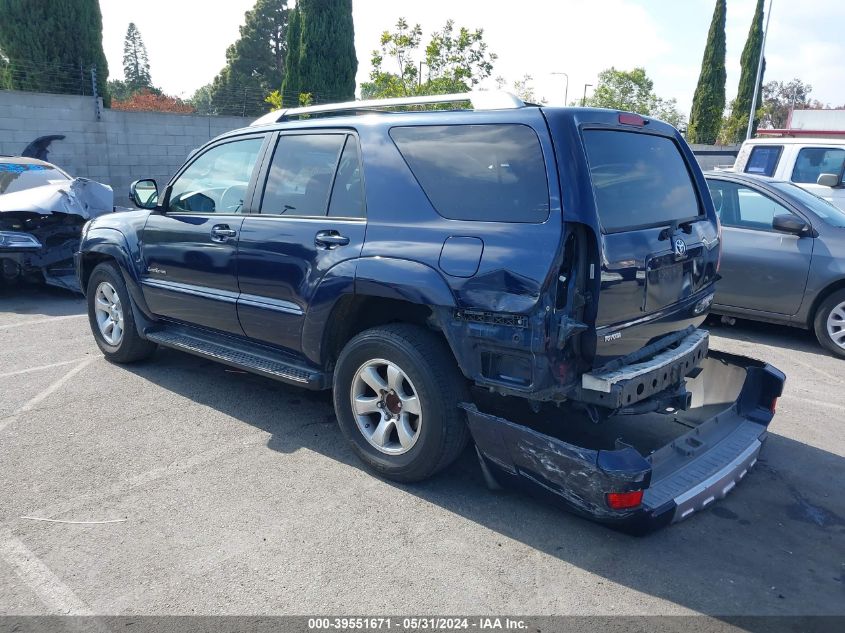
0,90 -> 251,205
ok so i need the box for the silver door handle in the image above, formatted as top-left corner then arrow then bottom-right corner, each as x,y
211,225 -> 237,241
315,231 -> 350,248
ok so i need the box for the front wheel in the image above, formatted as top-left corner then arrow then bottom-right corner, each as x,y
333,324 -> 469,482
86,262 -> 157,363
814,289 -> 845,359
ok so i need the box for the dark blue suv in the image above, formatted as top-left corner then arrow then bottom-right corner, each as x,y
76,92 -> 784,531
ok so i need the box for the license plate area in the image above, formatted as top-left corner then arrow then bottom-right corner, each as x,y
643,248 -> 702,313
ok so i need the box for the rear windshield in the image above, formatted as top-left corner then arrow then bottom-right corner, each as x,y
0,162 -> 69,194
390,124 -> 550,223
582,130 -> 701,232
744,145 -> 782,176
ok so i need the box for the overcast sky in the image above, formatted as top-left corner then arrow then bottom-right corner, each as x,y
99,0 -> 845,113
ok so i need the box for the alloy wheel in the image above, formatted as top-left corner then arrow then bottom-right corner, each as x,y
94,281 -> 124,346
350,358 -> 423,455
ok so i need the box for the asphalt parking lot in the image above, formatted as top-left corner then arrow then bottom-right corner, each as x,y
1,285 -> 843,618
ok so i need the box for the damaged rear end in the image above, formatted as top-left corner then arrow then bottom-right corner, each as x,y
465,351 -> 784,533
448,108 -> 785,531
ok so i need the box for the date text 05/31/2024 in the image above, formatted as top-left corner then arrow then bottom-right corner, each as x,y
308,617 -> 528,630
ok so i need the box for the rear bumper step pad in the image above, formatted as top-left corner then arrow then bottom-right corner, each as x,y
464,350 -> 785,534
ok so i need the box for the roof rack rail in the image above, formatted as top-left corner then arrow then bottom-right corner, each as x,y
250,91 -> 526,127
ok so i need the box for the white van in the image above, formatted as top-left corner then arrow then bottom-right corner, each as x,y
733,137 -> 845,210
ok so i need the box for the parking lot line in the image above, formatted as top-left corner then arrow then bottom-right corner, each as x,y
0,314 -> 87,330
0,358 -> 91,379
0,358 -> 94,434
0,528 -> 93,615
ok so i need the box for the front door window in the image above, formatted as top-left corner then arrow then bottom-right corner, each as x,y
168,138 -> 264,213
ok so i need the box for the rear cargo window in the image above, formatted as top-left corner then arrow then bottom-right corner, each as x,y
390,124 -> 550,223
582,130 -> 701,232
744,145 -> 782,176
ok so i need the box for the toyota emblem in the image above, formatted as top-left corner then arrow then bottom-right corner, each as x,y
674,238 -> 687,257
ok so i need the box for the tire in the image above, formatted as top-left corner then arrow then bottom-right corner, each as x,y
86,262 -> 157,363
813,289 -> 845,359
333,324 -> 470,482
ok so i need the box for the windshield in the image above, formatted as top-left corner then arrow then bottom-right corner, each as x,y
770,181 -> 845,228
0,162 -> 70,194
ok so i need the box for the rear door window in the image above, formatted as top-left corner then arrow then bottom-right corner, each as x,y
791,147 -> 845,184
582,130 -> 701,233
390,124 -> 550,223
260,134 -> 347,216
744,145 -> 782,176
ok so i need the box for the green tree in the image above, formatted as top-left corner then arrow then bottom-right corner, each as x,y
361,18 -> 497,99
190,83 -> 216,115
122,22 -> 152,92
724,0 -> 766,143
583,67 -> 686,129
0,0 -> 109,103
687,0 -> 726,144
761,79 -> 814,129
282,0 -> 357,105
210,0 -> 290,116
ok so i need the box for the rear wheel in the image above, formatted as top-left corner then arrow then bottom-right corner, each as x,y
86,262 -> 157,363
333,324 -> 470,482
814,289 -> 845,359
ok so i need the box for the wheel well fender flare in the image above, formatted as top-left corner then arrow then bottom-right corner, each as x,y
80,228 -> 153,318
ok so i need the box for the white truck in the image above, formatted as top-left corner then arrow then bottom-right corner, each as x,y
733,137 -> 845,210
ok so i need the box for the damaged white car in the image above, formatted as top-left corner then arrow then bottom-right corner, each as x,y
0,156 -> 117,291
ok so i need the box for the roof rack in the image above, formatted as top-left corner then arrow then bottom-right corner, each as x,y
250,91 -> 526,127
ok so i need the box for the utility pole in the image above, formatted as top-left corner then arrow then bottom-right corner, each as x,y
746,0 -> 773,140
582,83 -> 592,107
551,72 -> 569,106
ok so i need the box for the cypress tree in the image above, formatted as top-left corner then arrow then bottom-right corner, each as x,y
687,0 -> 726,144
726,0 -> 766,143
280,4 -> 303,105
282,0 -> 357,105
0,0 -> 109,102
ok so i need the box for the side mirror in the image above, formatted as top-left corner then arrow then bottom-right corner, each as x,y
772,213 -> 810,236
130,179 -> 159,209
817,173 -> 842,188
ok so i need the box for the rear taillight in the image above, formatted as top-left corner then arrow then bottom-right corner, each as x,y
618,113 -> 646,126
770,397 -> 778,414
606,490 -> 644,510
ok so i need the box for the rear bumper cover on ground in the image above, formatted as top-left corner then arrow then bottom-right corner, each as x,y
463,350 -> 785,534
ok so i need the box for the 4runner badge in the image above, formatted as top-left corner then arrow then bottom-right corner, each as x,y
604,332 -> 622,342
674,238 -> 687,257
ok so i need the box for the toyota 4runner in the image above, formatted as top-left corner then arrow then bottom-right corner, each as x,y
75,92 -> 785,533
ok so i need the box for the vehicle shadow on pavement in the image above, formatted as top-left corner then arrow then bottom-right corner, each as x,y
0,284 -> 85,317
706,317 -> 834,359
125,346 -> 845,621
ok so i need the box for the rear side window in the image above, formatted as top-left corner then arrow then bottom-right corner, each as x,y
744,145 -> 782,176
582,130 -> 701,232
390,124 -> 550,223
261,134 -> 346,216
791,147 -> 845,184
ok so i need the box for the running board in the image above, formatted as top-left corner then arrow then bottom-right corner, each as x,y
145,326 -> 330,390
